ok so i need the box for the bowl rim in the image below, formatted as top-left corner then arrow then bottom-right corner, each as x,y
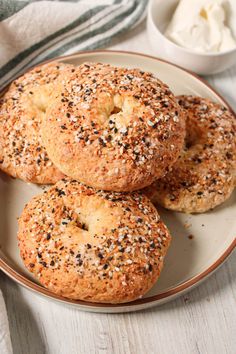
148,0 -> 236,58
0,49 -> 236,311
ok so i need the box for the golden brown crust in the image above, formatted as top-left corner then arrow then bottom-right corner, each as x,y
42,62 -> 185,191
145,95 -> 236,213
18,179 -> 171,303
0,61 -> 74,184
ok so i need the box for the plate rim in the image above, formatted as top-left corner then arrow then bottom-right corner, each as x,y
0,49 -> 236,311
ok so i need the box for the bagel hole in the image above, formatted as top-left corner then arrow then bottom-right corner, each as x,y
110,106 -> 122,115
29,88 -> 52,113
38,105 -> 46,113
185,140 -> 193,149
76,219 -> 89,231
185,131 -> 199,149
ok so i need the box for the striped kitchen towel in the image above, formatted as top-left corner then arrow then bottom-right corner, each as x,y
0,0 -> 148,89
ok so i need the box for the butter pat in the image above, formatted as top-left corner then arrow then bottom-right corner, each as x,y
165,0 -> 236,53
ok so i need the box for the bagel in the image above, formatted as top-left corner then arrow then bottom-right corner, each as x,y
42,62 -> 185,191
0,61 -> 74,184
146,95 -> 236,213
18,179 -> 171,303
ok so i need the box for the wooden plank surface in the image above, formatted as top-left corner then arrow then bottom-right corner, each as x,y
0,22 -> 235,354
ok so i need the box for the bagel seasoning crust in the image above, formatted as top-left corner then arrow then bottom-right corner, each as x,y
18,179 -> 171,303
43,62 -> 185,191
0,62 -> 73,184
146,95 -> 236,213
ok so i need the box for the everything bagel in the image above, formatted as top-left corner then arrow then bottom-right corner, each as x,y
146,95 -> 236,213
0,61 -> 73,184
42,62 -> 185,191
18,179 -> 171,303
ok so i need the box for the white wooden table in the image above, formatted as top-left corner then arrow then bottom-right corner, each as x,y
1,22 -> 236,354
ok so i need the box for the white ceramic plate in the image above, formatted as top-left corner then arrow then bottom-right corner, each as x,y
0,50 -> 235,313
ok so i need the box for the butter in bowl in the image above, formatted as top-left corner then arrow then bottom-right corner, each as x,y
147,0 -> 236,75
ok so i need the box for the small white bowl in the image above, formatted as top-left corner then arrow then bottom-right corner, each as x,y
147,0 -> 236,75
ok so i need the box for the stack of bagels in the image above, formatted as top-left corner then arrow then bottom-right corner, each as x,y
0,61 -> 235,303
